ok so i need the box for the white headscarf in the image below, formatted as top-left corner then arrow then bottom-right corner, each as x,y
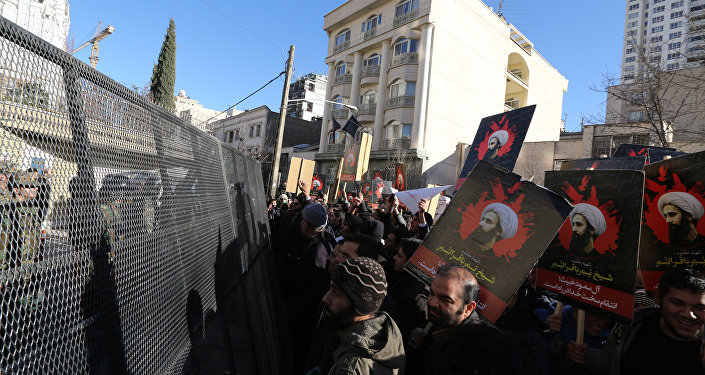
569,203 -> 606,236
658,192 -> 704,220
482,203 -> 519,239
488,130 -> 509,147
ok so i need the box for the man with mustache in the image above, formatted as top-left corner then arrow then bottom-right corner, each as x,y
319,257 -> 405,374
658,192 -> 705,248
406,266 -> 504,374
567,203 -> 606,259
469,203 -> 518,254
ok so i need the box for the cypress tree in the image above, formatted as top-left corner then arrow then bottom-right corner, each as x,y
150,19 -> 176,112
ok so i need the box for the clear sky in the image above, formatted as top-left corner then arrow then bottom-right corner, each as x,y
67,0 -> 625,132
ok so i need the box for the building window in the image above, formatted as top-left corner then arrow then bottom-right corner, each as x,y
671,1 -> 683,9
650,55 -> 661,63
395,0 -> 419,17
624,65 -> 635,72
670,11 -> 683,19
693,4 -> 705,12
228,131 -> 234,143
629,12 -> 640,19
667,52 -> 681,60
627,30 -> 638,37
625,56 -> 636,62
650,45 -> 662,53
653,15 -> 664,23
335,61 -> 346,77
364,54 -> 380,66
654,0 -> 665,3
592,134 -> 650,158
629,4 -> 639,10
669,31 -> 681,39
650,35 -> 663,43
235,129 -> 239,140
651,26 -> 664,33
385,121 -> 411,140
653,5 -> 665,13
667,62 -> 680,70
389,79 -> 416,98
361,90 -> 376,105
629,111 -> 645,122
308,83 -> 315,91
249,126 -> 254,138
362,15 -> 381,32
393,38 -> 418,57
331,95 -> 343,110
668,41 -> 681,49
628,21 -> 639,28
307,102 -> 313,111
626,47 -> 635,54
335,29 -> 350,46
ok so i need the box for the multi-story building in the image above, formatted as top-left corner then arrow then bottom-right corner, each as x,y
620,0 -> 705,80
287,73 -> 328,121
174,89 -> 239,132
0,0 -> 70,50
315,0 -> 568,189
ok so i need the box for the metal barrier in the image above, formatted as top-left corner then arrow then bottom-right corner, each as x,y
0,17 -> 286,374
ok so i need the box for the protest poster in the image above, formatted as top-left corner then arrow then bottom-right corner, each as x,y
395,185 -> 452,215
311,173 -> 323,194
407,161 -> 571,322
362,170 -> 385,208
454,105 -> 536,192
286,157 -> 315,194
560,156 -> 646,171
393,163 -> 407,191
639,151 -> 705,291
536,170 -> 645,323
612,143 -> 685,164
340,133 -> 372,182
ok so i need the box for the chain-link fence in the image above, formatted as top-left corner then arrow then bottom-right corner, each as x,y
0,17 -> 287,374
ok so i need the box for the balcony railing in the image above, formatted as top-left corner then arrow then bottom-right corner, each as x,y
391,52 -> 418,68
332,108 -> 349,119
360,65 -> 380,78
327,143 -> 345,153
334,74 -> 352,85
364,28 -> 377,41
393,9 -> 419,28
357,103 -> 376,115
387,95 -> 415,109
507,69 -> 528,86
333,40 -> 350,54
385,138 -> 411,150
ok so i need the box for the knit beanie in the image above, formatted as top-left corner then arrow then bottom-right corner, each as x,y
302,203 -> 328,227
330,257 -> 387,316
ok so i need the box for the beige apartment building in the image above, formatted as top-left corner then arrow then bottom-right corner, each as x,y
315,0 -> 569,188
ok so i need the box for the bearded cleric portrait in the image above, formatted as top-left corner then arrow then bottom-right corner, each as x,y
537,170 -> 645,323
657,192 -> 705,248
454,105 -> 536,192
471,203 -> 519,253
568,203 -> 606,258
407,161 -> 571,322
640,151 -> 705,291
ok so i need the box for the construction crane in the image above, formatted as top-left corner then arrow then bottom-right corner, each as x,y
70,21 -> 114,68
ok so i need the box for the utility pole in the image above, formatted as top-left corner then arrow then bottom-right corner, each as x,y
269,45 -> 295,197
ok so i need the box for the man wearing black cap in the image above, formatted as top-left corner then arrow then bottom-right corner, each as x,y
321,257 -> 405,374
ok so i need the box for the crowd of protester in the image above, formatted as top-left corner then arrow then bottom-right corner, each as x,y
267,179 -> 705,375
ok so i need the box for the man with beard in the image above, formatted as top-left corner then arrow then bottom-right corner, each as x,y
483,130 -> 508,161
658,192 -> 705,249
318,257 -> 405,375
470,203 -> 518,254
568,203 -> 607,259
406,266 -> 506,374
573,269 -> 705,375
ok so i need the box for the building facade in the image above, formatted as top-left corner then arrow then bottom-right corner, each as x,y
620,0 -> 705,80
174,89 -> 239,133
287,73 -> 328,121
315,0 -> 568,189
0,0 -> 70,50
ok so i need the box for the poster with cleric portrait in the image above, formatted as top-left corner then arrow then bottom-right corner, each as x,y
536,170 -> 645,323
639,151 -> 705,291
560,156 -> 646,171
454,105 -> 536,192
612,143 -> 686,163
407,161 -> 571,322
